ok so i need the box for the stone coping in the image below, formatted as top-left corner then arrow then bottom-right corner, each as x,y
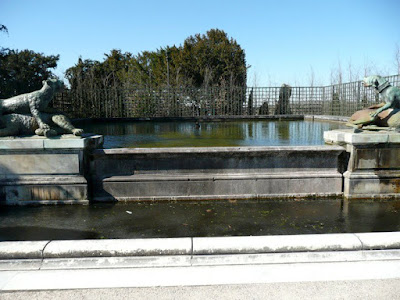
74,115 -> 349,123
73,115 -> 306,123
0,134 -> 103,150
1,232 -> 400,260
94,145 -> 345,156
304,115 -> 349,123
324,129 -> 400,145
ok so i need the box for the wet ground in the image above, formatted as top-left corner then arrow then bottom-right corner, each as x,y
1,199 -> 400,241
79,120 -> 347,148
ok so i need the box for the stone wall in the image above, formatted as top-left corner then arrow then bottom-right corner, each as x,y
324,129 -> 400,199
0,135 -> 103,205
6,128 -> 400,204
90,146 -> 345,201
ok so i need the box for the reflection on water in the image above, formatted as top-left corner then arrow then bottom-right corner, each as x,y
80,120 -> 347,148
1,199 -> 400,241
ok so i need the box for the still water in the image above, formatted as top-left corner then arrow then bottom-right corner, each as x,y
79,120 -> 347,148
1,199 -> 399,241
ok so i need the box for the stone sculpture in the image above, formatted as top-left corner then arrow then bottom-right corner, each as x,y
0,78 -> 83,137
0,113 -> 83,137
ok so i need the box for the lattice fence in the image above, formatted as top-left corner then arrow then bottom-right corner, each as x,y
53,75 -> 400,118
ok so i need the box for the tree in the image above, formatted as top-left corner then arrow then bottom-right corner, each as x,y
64,29 -> 248,116
0,24 -> 59,98
0,24 -> 9,54
0,49 -> 59,98
66,29 -> 247,90
66,50 -> 132,90
180,29 -> 247,88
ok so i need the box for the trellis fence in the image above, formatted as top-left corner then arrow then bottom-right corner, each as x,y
53,74 -> 400,119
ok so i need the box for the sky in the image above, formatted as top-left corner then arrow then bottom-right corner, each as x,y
0,0 -> 399,87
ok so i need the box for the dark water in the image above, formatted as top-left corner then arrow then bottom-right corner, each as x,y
79,120 -> 347,148
1,199 -> 400,241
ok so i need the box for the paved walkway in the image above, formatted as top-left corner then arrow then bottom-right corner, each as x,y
2,279 -> 400,300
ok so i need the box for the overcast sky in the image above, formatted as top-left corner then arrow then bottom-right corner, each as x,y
1,0 -> 399,86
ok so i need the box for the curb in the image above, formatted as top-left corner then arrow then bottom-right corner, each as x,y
1,232 -> 400,260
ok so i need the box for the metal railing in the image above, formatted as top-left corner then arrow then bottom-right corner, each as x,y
53,74 -> 400,119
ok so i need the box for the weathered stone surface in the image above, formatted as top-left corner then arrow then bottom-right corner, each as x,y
43,238 -> 192,258
0,153 -> 80,175
92,146 -> 345,201
324,129 -> 400,145
0,259 -> 42,271
356,232 -> 400,250
192,234 -> 361,255
325,129 -> 400,199
344,171 -> 400,198
41,256 -> 191,270
0,137 -> 44,149
3,183 -> 88,204
0,241 -> 49,259
92,146 -> 344,177
0,134 -> 103,150
43,134 -> 103,149
0,135 -> 102,205
98,172 -> 342,201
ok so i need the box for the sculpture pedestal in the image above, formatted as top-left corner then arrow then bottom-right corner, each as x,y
324,129 -> 400,199
0,134 -> 103,205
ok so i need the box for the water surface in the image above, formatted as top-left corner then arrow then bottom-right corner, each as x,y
1,199 -> 399,241
80,120 -> 347,148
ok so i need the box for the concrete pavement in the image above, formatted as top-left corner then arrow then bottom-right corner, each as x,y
2,280 -> 400,300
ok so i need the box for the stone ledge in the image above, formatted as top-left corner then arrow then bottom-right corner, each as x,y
2,232 -> 400,261
304,115 -> 349,123
7,249 -> 400,271
93,145 -> 345,156
40,255 -> 192,270
356,232 -> 400,250
101,171 -> 342,182
324,129 -> 400,145
0,134 -> 103,150
0,175 -> 87,185
192,234 -> 361,255
97,174 -> 342,200
93,192 -> 343,202
0,241 -> 49,259
343,170 -> 400,179
43,238 -> 192,258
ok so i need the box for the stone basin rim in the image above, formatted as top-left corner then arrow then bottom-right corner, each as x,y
1,231 -> 400,260
93,145 -> 346,155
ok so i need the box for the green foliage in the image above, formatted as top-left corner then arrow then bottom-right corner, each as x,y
62,29 -> 248,117
65,50 -> 132,90
180,29 -> 247,88
66,29 -> 247,90
0,24 -> 59,98
0,49 -> 59,98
